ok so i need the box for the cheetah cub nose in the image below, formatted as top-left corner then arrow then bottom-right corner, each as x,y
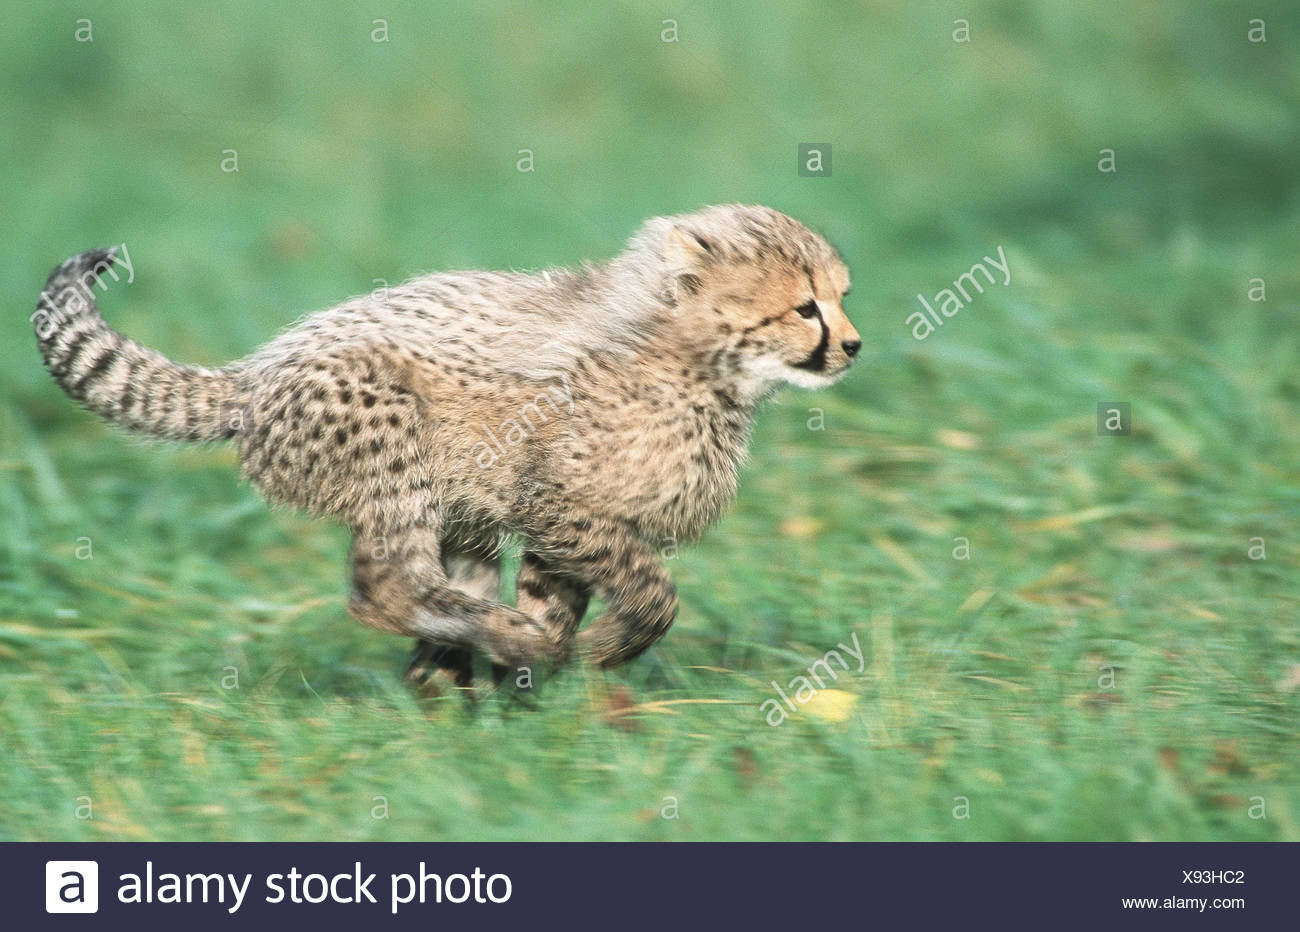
842,339 -> 862,358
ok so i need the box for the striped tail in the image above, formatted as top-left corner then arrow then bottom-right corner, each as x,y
33,247 -> 244,441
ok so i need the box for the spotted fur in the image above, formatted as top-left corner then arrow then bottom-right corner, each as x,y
32,205 -> 859,690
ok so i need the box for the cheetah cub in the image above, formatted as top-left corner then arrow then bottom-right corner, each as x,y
33,205 -> 860,693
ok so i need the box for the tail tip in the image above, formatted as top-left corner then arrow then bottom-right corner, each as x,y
72,245 -> 121,272
43,246 -> 122,293
88,245 -> 120,266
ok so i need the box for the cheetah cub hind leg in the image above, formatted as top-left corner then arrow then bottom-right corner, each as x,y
407,551 -> 591,699
406,548 -> 502,699
347,522 -> 560,696
405,643 -> 476,698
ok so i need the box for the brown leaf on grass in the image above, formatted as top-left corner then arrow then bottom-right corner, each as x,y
604,685 -> 639,732
1208,741 -> 1250,777
853,446 -> 939,474
1157,747 -> 1180,772
1208,794 -> 1246,810
970,648 -> 1019,662
733,747 -> 758,783
965,674 -> 1029,693
1068,691 -> 1124,711
1015,563 -> 1107,607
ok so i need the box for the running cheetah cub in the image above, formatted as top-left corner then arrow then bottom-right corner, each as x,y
32,205 -> 859,693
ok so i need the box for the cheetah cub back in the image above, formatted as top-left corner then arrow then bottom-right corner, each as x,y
33,204 -> 860,693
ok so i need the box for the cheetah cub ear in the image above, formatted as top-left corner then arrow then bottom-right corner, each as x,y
660,226 -> 715,305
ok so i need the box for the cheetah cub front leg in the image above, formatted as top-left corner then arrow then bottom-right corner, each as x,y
535,517 -> 679,669
513,553 -> 591,665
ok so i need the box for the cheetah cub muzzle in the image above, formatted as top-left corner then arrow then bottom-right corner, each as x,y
32,204 -> 860,695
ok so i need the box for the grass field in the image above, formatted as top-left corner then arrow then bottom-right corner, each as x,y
1,1 -> 1298,841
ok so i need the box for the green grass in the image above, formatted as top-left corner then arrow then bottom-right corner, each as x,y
1,0 -> 1298,841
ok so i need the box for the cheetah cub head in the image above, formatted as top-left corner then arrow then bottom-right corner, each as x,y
637,205 -> 860,401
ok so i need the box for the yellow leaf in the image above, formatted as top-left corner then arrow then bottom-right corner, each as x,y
935,428 -> 980,450
958,588 -> 996,614
1179,601 -> 1222,621
779,517 -> 823,540
798,689 -> 858,723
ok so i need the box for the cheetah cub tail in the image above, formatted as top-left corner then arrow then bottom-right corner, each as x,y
32,248 -> 244,442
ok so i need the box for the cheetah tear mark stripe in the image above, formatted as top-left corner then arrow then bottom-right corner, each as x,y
792,308 -> 829,371
792,270 -> 829,371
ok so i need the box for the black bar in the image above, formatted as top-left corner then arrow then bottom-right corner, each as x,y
6,842 -> 1292,929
